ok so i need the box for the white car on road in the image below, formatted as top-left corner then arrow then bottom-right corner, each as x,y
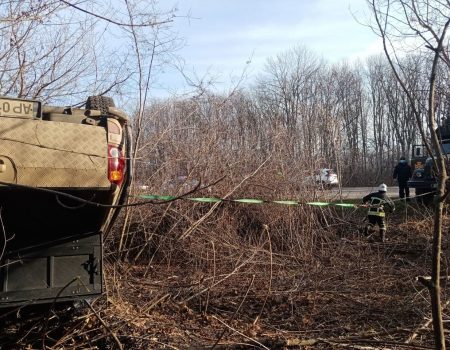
308,168 -> 339,188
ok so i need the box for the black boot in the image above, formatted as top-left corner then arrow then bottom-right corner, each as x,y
380,229 -> 386,243
365,224 -> 374,237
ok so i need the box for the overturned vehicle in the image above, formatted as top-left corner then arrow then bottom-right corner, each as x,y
0,96 -> 131,307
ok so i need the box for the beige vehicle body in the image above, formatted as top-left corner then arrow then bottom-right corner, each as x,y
0,96 -> 132,307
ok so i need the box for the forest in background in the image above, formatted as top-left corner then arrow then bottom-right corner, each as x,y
135,51 -> 450,190
1,1 -> 450,188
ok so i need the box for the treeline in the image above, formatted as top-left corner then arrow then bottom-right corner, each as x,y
1,1 -> 450,189
135,47 -> 450,189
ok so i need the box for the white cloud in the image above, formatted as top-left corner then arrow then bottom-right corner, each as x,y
353,38 -> 384,61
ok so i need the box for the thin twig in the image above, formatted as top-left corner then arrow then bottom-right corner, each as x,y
179,157 -> 271,240
210,274 -> 255,349
84,300 -> 123,350
210,315 -> 270,350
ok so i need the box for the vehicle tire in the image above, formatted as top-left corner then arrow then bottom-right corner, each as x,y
85,95 -> 115,115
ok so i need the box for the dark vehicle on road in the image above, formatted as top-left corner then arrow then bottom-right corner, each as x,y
408,144 -> 436,196
0,96 -> 132,307
408,123 -> 450,198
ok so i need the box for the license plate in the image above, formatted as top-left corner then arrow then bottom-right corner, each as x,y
0,98 -> 34,118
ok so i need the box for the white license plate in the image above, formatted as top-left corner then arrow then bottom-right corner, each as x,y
0,98 -> 34,118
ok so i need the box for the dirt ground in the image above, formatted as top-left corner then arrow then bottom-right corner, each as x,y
1,203 -> 449,349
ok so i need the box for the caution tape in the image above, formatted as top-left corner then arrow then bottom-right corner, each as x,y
137,194 -> 360,208
0,179 -> 435,210
137,190 -> 437,208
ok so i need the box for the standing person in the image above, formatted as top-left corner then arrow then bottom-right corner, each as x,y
362,184 -> 395,242
393,156 -> 413,199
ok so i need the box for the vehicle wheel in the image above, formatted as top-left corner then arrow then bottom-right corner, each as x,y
85,95 -> 115,115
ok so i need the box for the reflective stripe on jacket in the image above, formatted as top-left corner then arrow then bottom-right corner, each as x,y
367,208 -> 385,217
362,191 -> 395,215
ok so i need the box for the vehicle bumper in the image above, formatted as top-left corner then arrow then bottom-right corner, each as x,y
407,180 -> 437,189
0,234 -> 103,307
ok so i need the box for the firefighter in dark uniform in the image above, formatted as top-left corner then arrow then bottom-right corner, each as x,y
393,156 -> 413,199
362,184 -> 395,242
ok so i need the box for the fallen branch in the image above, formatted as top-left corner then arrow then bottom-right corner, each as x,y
210,315 -> 270,350
84,300 -> 123,350
405,299 -> 450,344
210,274 -> 255,349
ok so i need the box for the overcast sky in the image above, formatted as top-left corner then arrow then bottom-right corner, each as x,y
154,0 -> 382,96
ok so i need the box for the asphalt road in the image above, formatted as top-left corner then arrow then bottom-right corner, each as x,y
327,186 -> 400,200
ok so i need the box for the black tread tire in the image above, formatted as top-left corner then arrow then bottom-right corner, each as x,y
85,95 -> 115,115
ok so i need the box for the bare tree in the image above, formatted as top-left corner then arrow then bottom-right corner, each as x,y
0,0 -> 179,106
368,1 -> 450,348
256,46 -> 325,160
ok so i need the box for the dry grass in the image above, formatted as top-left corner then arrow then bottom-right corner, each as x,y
2,196 -> 448,349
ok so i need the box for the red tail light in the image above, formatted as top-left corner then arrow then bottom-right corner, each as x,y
108,145 -> 125,185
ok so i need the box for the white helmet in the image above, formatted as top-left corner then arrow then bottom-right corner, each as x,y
378,183 -> 387,192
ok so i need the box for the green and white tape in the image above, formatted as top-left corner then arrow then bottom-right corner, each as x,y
137,194 -> 359,208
